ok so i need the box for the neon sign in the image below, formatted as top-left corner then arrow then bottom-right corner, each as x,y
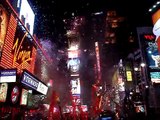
143,34 -> 155,41
12,32 -> 32,66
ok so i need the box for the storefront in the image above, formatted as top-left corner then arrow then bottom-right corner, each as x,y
0,68 -> 48,119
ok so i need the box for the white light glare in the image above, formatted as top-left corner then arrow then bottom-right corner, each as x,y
153,5 -> 156,8
47,82 -> 51,87
157,1 -> 160,4
134,67 -> 139,71
130,92 -> 133,95
140,63 -> 146,67
149,9 -> 152,12
145,85 -> 149,88
93,11 -> 103,15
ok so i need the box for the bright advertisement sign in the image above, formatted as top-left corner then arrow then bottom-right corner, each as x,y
21,71 -> 39,90
67,58 -> 80,73
152,9 -> 160,53
37,82 -> 48,95
0,69 -> 17,83
81,105 -> 88,112
12,25 -> 36,73
0,5 -> 9,59
0,9 -> 36,73
20,88 -> 28,105
19,0 -> 35,35
126,71 -> 132,81
95,42 -> 101,81
71,78 -> 81,95
21,71 -> 48,95
0,83 -> 8,102
140,34 -> 160,69
11,85 -> 20,104
150,72 -> 160,83
68,50 -> 79,58
0,12 -> 17,69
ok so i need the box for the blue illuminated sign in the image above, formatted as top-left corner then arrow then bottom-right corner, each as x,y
21,71 -> 39,90
0,69 -> 17,83
21,71 -> 48,95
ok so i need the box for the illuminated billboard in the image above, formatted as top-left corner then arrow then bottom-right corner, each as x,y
126,71 -> 132,81
71,78 -> 81,95
0,5 -> 9,58
0,12 -> 36,73
11,85 -> 20,104
95,42 -> 101,81
0,83 -> 8,102
140,34 -> 160,69
0,69 -> 17,83
81,105 -> 88,112
12,25 -> 36,73
68,50 -> 79,58
20,88 -> 28,105
150,72 -> 160,83
0,12 -> 17,69
67,58 -> 80,74
19,0 -> 35,35
152,9 -> 160,52
21,70 -> 48,95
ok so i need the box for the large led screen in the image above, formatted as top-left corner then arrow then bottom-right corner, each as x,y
150,72 -> 160,83
152,9 -> 160,52
0,69 -> 17,83
68,50 -> 79,58
141,34 -> 160,69
81,105 -> 88,112
71,78 -> 81,95
19,0 -> 35,35
67,58 -> 80,74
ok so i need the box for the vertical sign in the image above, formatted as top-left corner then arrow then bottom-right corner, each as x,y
0,13 -> 17,68
0,5 -> 9,60
95,42 -> 101,82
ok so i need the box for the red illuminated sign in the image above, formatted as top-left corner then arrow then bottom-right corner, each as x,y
0,5 -> 9,55
12,25 -> 37,73
12,32 -> 32,66
143,35 -> 155,41
11,86 -> 19,104
0,13 -> 16,68
95,42 -> 101,82
0,12 -> 36,73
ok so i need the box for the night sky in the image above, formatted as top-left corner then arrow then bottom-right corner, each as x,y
29,0 -> 154,43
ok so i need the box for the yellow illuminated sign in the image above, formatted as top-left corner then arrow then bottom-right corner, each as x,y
12,32 -> 32,67
126,71 -> 132,81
